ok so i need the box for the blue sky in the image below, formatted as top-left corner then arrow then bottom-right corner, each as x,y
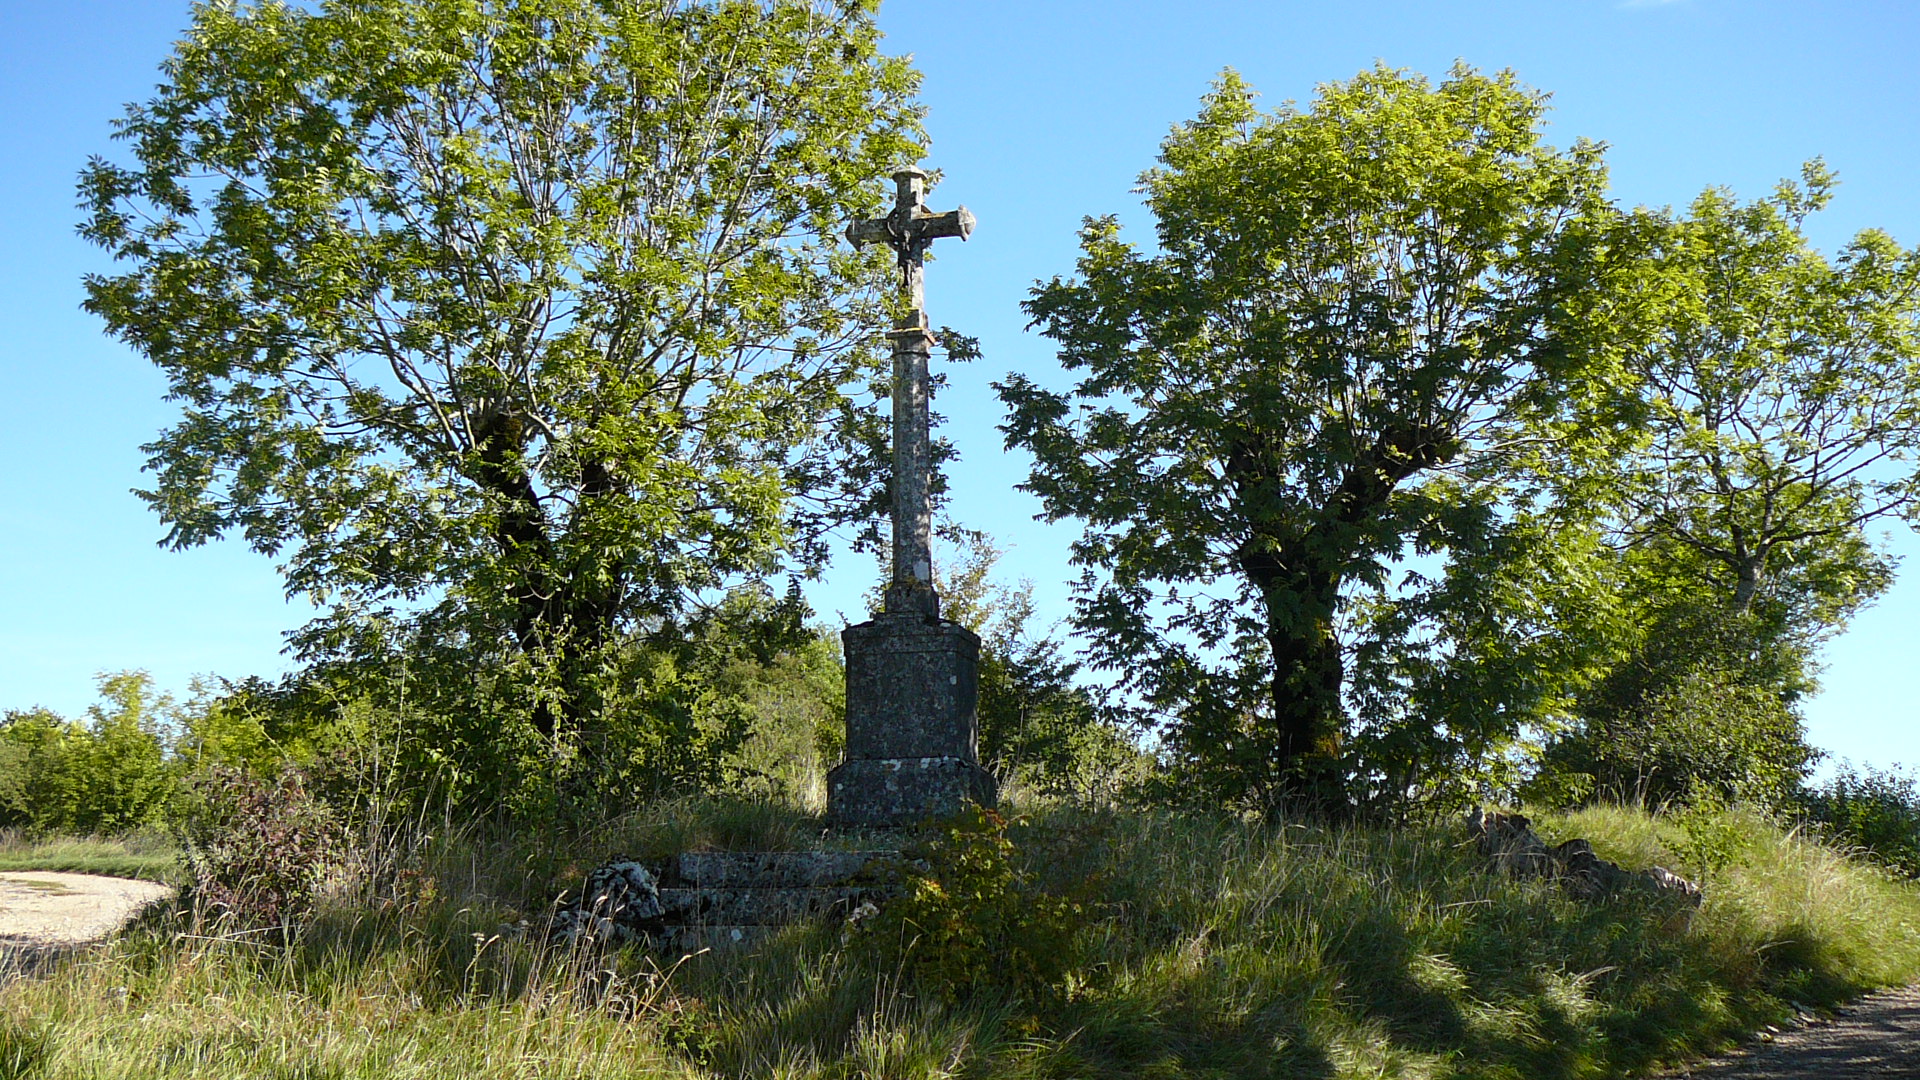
1,0 -> 1914,773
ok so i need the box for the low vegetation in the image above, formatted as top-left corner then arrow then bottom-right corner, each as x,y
0,831 -> 178,884
4,796 -> 1918,1079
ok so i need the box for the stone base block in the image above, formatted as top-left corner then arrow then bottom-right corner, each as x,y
827,756 -> 997,828
842,613 -> 982,760
671,850 -> 895,889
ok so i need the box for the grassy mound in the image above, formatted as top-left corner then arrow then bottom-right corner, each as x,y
2,801 -> 1916,1079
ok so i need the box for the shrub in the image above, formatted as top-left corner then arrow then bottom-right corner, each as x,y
1801,762 -> 1920,877
1537,609 -> 1819,809
176,766 -> 344,931
863,805 -> 1084,1009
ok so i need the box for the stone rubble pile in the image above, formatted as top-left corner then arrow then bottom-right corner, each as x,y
1467,808 -> 1702,906
548,858 -> 666,946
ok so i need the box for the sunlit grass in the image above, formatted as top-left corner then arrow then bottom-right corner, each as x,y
4,800 -> 1918,1078
0,830 -> 180,884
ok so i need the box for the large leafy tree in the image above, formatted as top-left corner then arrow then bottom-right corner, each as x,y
1534,167 -> 1920,809
79,0 -> 921,754
1000,66 -> 1629,814
1618,164 -> 1920,628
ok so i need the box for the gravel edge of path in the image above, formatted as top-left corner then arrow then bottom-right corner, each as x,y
1661,983 -> 1920,1079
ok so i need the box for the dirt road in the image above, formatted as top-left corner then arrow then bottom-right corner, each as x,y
0,871 -> 173,975
1667,984 -> 1920,1078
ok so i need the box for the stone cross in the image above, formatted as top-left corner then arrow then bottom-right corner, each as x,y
828,167 -> 994,827
847,168 -> 974,618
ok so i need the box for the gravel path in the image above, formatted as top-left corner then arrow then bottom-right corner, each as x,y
1666,984 -> 1920,1078
0,871 -> 173,976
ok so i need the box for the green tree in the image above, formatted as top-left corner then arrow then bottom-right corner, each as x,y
0,673 -> 175,833
0,708 -> 82,831
1615,164 -> 1920,629
79,0 -> 923,789
1000,66 -> 1629,814
930,532 -> 1145,802
714,628 -> 846,806
1533,170 -> 1919,811
78,672 -> 180,832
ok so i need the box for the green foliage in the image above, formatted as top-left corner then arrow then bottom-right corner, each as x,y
79,0 -> 927,797
1000,64 -> 1629,815
1537,607 -> 1820,810
863,805 -> 1085,1010
1614,162 -> 1920,625
0,672 -> 177,834
185,585 -> 836,821
1520,165 -> 1920,823
1667,794 -> 1751,885
714,632 -> 846,808
932,533 -> 1149,802
77,673 -> 181,833
172,673 -> 357,779
0,709 -> 69,830
1802,762 -> 1920,878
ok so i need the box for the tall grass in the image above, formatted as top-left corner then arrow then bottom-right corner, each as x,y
3,800 -> 1918,1079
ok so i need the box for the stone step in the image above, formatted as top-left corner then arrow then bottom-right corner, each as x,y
657,886 -> 874,926
654,924 -> 773,954
670,850 -> 897,889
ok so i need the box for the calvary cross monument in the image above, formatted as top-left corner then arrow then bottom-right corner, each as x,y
827,167 -> 997,827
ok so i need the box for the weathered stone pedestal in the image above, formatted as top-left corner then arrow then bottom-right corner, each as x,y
828,612 -> 997,827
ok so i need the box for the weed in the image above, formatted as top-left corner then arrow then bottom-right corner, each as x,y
0,1018 -> 49,1080
174,767 -> 343,932
862,805 -> 1084,1011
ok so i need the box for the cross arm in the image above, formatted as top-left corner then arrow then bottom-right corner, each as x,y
918,206 -> 976,242
845,206 -> 977,248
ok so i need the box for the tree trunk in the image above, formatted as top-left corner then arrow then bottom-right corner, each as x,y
1731,553 -> 1765,615
1228,422 -> 1457,818
1239,540 -> 1349,817
471,411 -> 625,739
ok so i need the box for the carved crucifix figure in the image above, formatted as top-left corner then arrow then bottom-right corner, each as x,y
847,168 -> 974,617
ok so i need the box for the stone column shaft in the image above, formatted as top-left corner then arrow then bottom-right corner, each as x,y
885,327 -> 937,617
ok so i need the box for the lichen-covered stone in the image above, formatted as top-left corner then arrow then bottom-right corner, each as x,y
840,614 -> 982,760
1467,808 -> 1702,907
829,611 -> 997,827
828,756 -> 997,827
549,858 -> 664,945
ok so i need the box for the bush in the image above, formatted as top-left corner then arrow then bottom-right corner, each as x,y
0,672 -> 176,834
863,805 -> 1085,1009
176,766 -> 345,931
1537,609 -> 1819,809
1801,762 -> 1920,877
